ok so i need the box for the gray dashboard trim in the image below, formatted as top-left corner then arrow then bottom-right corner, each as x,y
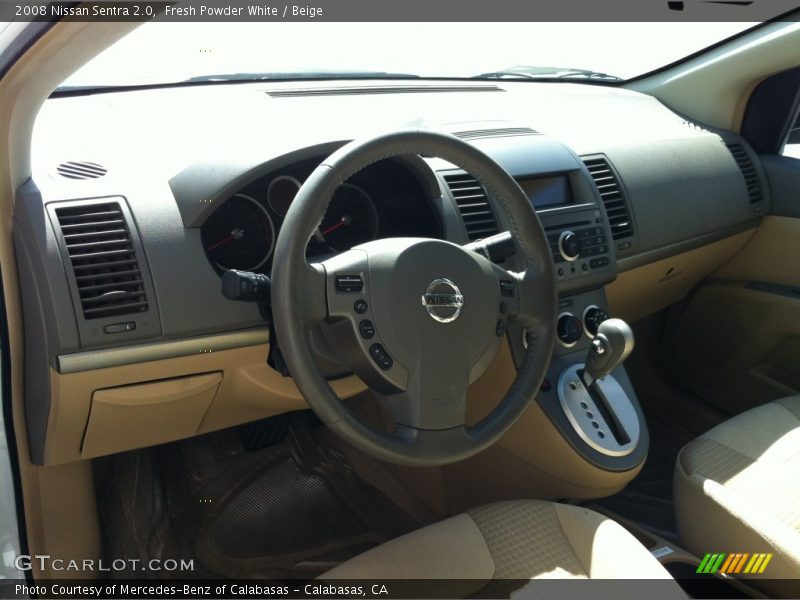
761,154 -> 800,218
617,219 -> 759,273
57,327 -> 269,374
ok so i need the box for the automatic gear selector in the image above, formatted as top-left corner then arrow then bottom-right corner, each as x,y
556,317 -> 640,457
582,319 -> 634,387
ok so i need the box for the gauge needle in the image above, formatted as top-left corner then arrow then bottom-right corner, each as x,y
321,216 -> 351,236
207,228 -> 244,252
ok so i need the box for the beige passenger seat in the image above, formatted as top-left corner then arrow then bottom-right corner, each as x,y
674,396 -> 800,597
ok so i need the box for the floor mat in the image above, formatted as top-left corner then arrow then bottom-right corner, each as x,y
589,314 -> 718,543
593,418 -> 695,542
97,414 -> 424,579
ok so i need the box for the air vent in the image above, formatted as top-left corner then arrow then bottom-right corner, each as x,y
266,84 -> 503,98
54,202 -> 148,320
453,127 -> 541,140
581,156 -> 634,241
56,161 -> 107,180
442,172 -> 500,241
726,144 -> 763,204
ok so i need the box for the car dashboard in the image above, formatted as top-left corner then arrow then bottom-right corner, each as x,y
15,80 -> 767,468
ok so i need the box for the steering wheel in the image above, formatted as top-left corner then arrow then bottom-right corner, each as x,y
271,130 -> 556,466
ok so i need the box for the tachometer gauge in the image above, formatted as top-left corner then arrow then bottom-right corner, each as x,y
267,175 -> 301,216
201,194 -> 275,272
317,184 -> 379,251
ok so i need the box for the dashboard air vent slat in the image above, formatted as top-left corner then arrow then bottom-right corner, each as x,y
726,144 -> 763,204
581,156 -> 634,241
54,201 -> 149,320
442,173 -> 500,241
56,161 -> 107,180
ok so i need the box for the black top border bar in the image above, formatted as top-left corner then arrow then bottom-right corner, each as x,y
4,0 -> 800,22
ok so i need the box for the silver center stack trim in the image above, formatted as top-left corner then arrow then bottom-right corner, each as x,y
556,363 -> 640,457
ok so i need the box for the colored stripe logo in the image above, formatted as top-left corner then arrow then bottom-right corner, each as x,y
697,553 -> 773,574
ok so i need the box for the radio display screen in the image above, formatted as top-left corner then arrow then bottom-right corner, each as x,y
517,175 -> 573,209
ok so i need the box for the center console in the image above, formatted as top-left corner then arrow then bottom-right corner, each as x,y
464,133 -> 649,473
509,287 -> 649,472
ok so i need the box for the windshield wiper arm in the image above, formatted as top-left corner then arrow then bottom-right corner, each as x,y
557,70 -> 623,81
472,65 -> 623,83
471,70 -> 540,80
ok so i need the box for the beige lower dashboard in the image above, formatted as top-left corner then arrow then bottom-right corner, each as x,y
47,331 -> 643,504
606,230 -> 755,323
46,337 -> 366,465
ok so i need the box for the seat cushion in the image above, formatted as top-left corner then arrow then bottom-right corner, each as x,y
322,500 -> 676,597
675,396 -> 800,596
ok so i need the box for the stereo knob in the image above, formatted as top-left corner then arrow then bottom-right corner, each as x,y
583,305 -> 609,338
558,230 -> 581,262
557,313 -> 582,347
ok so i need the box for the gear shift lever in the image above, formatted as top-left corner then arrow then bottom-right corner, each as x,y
557,317 -> 640,457
582,318 -> 634,388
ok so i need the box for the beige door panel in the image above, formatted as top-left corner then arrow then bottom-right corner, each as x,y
665,217 -> 800,415
714,216 -> 800,285
670,281 -> 800,416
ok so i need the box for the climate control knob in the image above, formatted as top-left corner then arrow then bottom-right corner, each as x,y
583,305 -> 610,338
558,230 -> 581,262
557,313 -> 583,347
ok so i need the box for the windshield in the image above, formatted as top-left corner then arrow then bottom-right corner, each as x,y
61,22 -> 758,89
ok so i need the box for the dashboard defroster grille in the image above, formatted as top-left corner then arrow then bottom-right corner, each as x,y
726,144 -> 764,205
581,156 -> 634,241
56,161 -> 107,180
54,201 -> 149,320
442,172 -> 500,241
452,127 -> 540,140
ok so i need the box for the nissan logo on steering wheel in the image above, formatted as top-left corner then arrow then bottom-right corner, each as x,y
421,278 -> 465,323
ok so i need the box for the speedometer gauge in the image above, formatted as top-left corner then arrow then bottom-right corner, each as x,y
201,194 -> 275,272
317,184 -> 379,251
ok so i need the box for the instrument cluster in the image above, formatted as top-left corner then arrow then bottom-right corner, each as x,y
201,157 -> 442,274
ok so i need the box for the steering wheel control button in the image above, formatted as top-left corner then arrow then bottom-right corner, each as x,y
359,320 -> 376,339
335,274 -> 363,293
421,278 -> 464,323
558,230 -> 581,262
499,280 -> 516,297
369,343 -> 393,370
353,299 -> 368,314
557,313 -> 582,347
